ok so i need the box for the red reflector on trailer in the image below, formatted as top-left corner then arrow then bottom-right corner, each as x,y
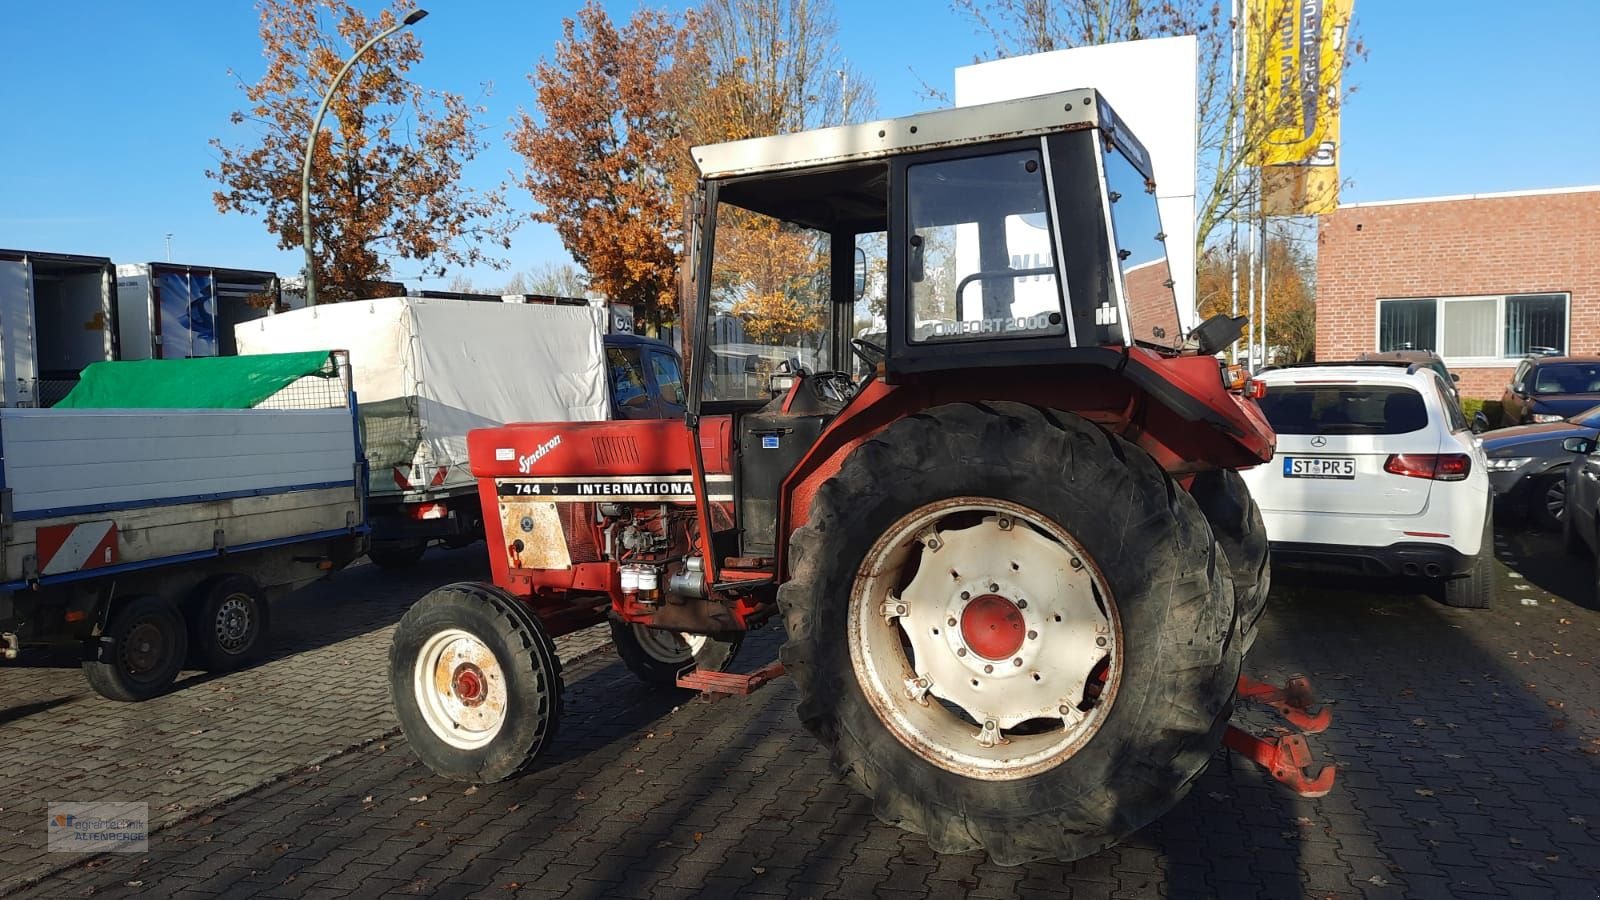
1384,454 -> 1472,482
1403,531 -> 1451,538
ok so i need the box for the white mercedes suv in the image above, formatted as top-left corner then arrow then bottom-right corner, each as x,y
1240,362 -> 1495,608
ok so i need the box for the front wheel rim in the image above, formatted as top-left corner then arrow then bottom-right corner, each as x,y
413,629 -> 508,750
848,498 -> 1121,781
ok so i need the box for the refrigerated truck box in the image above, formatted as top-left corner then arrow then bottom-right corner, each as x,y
0,249 -> 118,407
0,350 -> 367,701
115,263 -> 281,360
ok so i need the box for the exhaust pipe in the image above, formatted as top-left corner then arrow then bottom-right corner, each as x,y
1401,562 -> 1420,576
1424,563 -> 1442,578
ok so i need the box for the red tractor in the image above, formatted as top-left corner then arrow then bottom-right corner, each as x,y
389,88 -> 1332,864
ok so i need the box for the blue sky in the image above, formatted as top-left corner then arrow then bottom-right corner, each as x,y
1,1 -> 1596,290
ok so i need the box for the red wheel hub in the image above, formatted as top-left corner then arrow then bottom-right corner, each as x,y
451,663 -> 486,706
960,594 -> 1026,660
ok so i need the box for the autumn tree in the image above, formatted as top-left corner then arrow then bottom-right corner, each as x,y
510,2 -> 703,328
504,261 -> 591,298
692,0 -> 873,342
209,0 -> 514,303
1197,234 -> 1316,364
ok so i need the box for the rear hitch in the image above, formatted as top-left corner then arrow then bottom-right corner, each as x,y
1227,673 -> 1337,798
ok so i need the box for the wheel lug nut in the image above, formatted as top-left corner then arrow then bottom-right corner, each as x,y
947,616 -> 957,627
1016,599 -> 1027,609
1027,630 -> 1038,640
988,583 -> 999,592
1013,658 -> 1023,666
1096,636 -> 1107,647
1059,704 -> 1072,715
957,648 -> 967,657
960,591 -> 971,600
1070,557 -> 1083,569
983,664 -> 993,674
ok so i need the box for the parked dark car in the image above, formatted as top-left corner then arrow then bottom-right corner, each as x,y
1500,354 -> 1600,426
1483,404 -> 1600,529
1560,435 -> 1600,575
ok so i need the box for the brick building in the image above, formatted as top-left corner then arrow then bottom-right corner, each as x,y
1316,186 -> 1600,398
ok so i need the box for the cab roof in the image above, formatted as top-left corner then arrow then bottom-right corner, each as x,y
691,88 -> 1152,181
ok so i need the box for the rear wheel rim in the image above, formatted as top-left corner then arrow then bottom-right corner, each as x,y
848,498 -> 1121,781
413,629 -> 508,750
213,594 -> 256,654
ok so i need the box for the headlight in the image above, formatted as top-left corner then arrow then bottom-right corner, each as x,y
1531,414 -> 1564,423
1485,456 -> 1535,471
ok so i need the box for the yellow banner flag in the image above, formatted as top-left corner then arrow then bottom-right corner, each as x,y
1246,0 -> 1353,167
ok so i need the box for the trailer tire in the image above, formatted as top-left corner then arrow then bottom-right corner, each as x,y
608,620 -> 743,687
779,402 -> 1241,865
369,540 -> 428,570
390,582 -> 562,783
1190,469 -> 1271,651
187,575 -> 270,671
83,595 -> 189,702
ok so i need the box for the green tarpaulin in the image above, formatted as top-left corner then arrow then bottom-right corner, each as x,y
56,351 -> 337,409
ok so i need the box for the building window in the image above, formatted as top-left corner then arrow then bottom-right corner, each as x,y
1377,293 -> 1568,363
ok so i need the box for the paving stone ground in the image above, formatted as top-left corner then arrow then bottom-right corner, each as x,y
4,526 -> 1600,899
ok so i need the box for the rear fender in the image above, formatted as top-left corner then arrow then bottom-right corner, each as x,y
775,350 -> 1276,575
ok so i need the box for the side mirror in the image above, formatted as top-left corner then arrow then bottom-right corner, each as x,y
1189,313 -> 1249,357
853,246 -> 868,300
768,371 -> 796,397
908,234 -> 925,283
1451,373 -> 1460,383
1562,436 -> 1594,454
1471,411 -> 1489,434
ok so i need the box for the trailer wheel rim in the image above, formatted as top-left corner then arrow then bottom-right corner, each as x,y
122,621 -> 169,679
213,594 -> 257,655
630,624 -> 704,665
413,628 -> 508,750
848,499 -> 1121,781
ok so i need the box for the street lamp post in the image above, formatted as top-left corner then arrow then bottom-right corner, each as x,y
299,8 -> 428,307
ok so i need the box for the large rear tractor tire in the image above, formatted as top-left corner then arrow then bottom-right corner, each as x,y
83,595 -> 189,702
779,402 -> 1241,865
1190,469 -> 1271,652
390,583 -> 562,783
608,620 -> 743,687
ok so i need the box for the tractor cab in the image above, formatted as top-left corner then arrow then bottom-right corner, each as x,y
683,88 -> 1189,560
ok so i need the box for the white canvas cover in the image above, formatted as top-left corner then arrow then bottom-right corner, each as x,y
235,297 -> 607,497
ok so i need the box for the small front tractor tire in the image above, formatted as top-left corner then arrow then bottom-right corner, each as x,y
1190,468 -> 1271,651
779,402 -> 1241,865
608,620 -> 743,687
390,582 -> 563,783
83,595 -> 189,702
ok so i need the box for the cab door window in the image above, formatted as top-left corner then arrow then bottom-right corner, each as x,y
649,352 -> 685,408
905,149 -> 1067,343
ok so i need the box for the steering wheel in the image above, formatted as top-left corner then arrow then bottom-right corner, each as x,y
850,338 -> 887,368
811,371 -> 854,404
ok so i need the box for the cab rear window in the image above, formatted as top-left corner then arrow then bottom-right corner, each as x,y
1258,385 -> 1429,435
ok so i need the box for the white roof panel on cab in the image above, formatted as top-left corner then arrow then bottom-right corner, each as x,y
692,89 -> 1132,180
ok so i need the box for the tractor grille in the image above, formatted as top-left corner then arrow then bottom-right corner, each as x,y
562,503 -> 600,563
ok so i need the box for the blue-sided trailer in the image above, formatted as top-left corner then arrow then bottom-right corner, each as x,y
0,351 -> 368,701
